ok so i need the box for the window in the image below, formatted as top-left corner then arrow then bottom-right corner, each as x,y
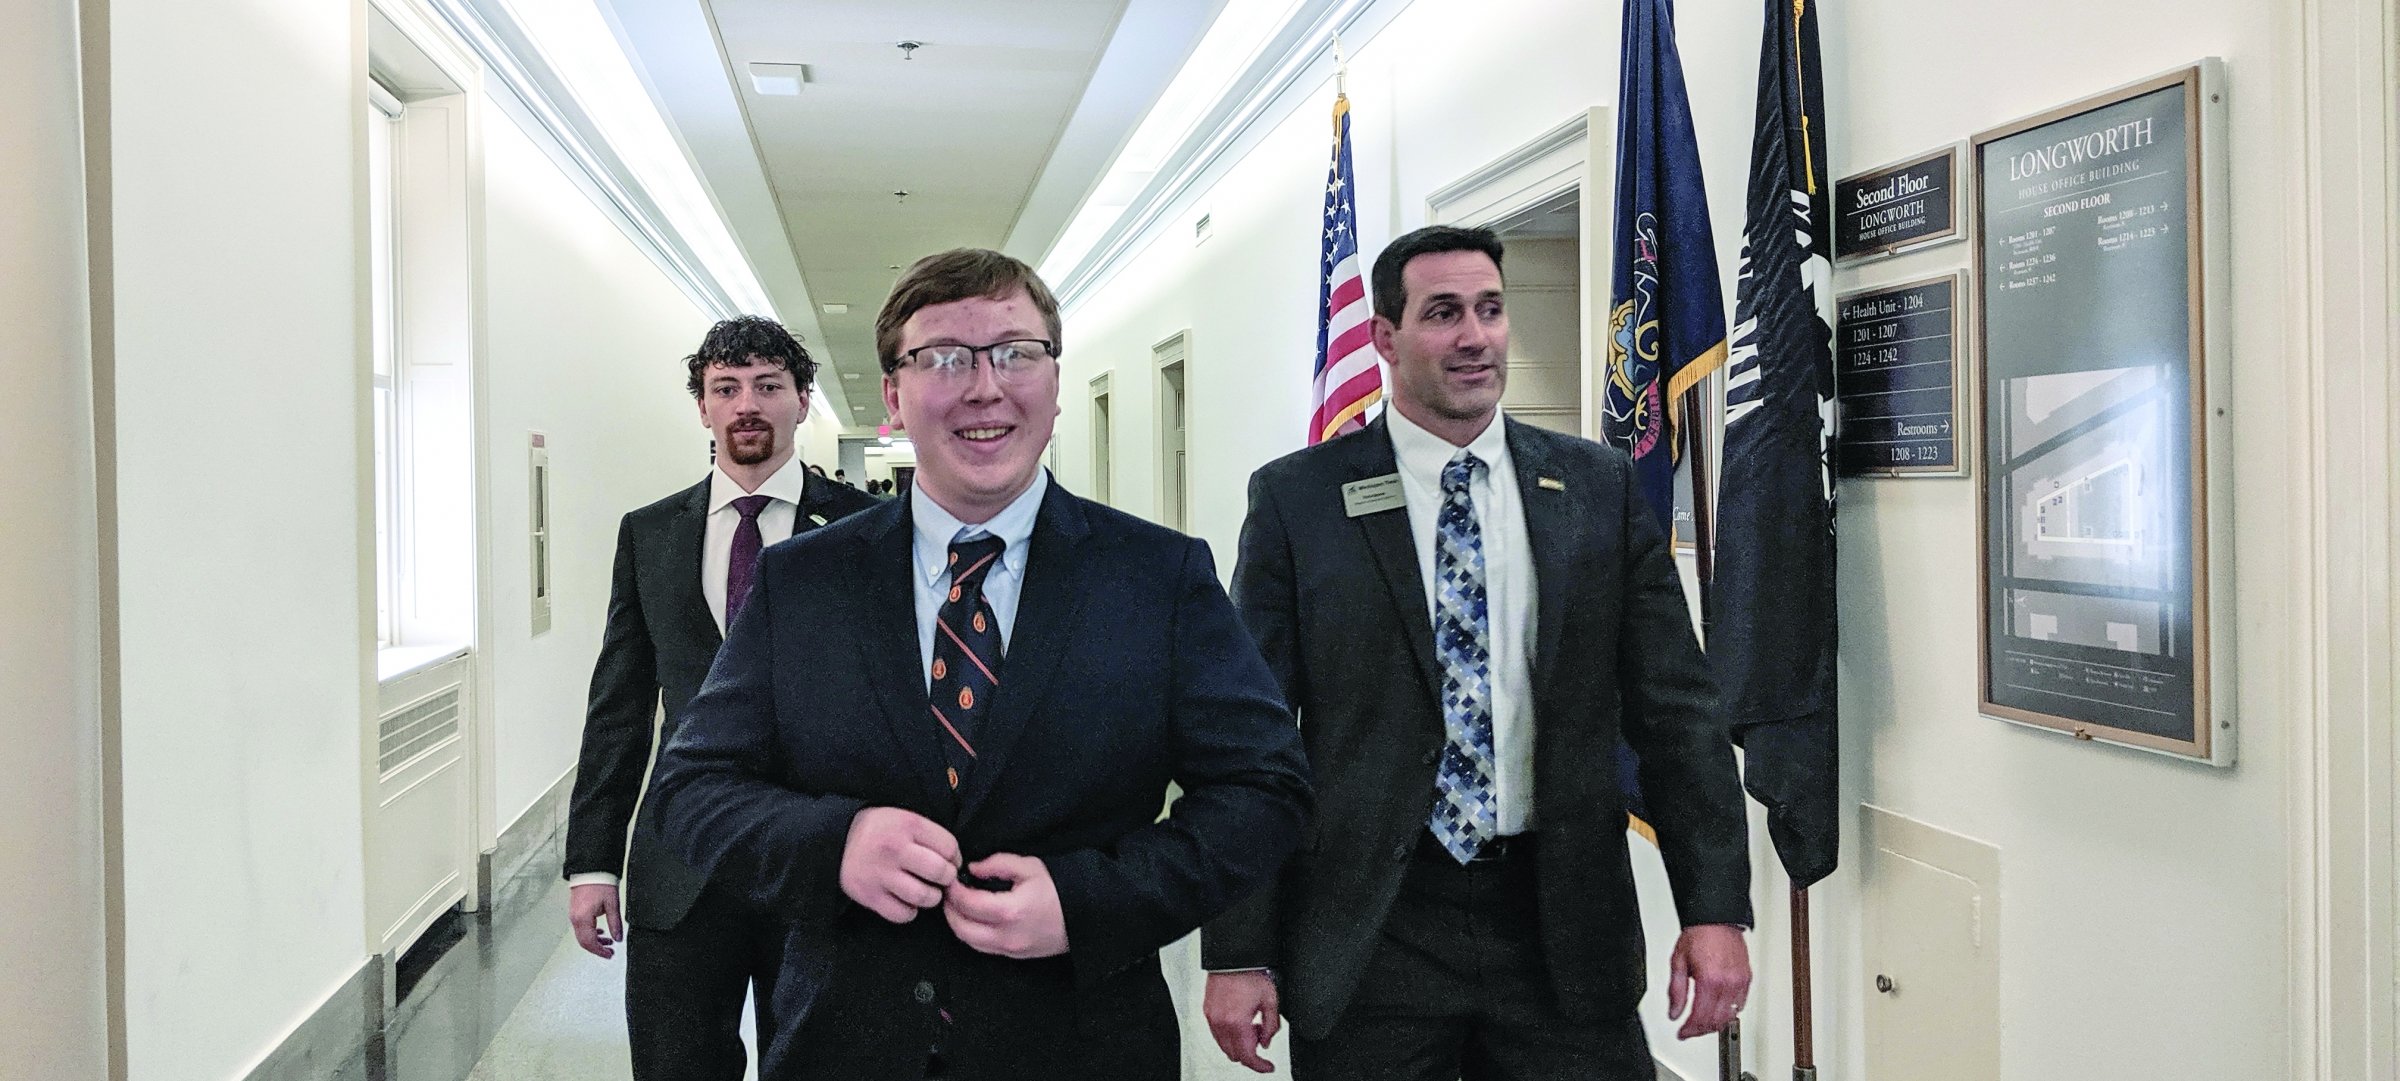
369,87 -> 403,649
362,51 -> 476,672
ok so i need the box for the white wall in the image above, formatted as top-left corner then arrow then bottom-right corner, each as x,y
480,108 -> 720,833
1057,0 -> 2305,1078
107,0 -> 373,1077
1815,2 -> 2296,1079
0,0 -> 108,1077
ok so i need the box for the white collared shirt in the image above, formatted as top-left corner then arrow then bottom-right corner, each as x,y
702,460 -> 808,636
1386,407 -> 1540,835
912,472 -> 1046,688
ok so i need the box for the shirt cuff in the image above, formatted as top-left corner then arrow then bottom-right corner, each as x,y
1204,967 -> 1276,979
566,872 -> 620,888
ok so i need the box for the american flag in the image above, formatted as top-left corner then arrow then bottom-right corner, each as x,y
1310,92 -> 1379,444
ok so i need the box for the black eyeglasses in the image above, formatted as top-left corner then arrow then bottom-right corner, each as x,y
894,339 -> 1057,382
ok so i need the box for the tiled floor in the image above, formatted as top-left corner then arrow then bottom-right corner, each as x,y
325,843 -> 761,1081
325,862 -> 580,1081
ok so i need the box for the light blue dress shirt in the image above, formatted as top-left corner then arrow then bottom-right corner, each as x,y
910,471 -> 1047,689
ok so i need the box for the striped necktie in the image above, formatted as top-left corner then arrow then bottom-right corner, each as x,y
930,534 -> 1006,796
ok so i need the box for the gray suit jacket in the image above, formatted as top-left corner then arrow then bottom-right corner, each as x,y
1200,414 -> 1751,1038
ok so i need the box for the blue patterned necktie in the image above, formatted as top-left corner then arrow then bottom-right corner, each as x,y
1429,451 -> 1499,863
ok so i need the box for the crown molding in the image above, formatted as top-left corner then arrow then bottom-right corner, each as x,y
422,0 -> 742,322
1050,0 -> 1414,309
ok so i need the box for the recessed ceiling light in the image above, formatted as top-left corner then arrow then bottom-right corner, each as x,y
842,372 -> 861,380
747,62 -> 811,96
821,302 -> 849,315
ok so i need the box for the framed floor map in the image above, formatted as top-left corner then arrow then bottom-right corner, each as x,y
1972,62 -> 2234,764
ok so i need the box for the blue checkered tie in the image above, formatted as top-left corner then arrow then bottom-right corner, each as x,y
1429,451 -> 1499,863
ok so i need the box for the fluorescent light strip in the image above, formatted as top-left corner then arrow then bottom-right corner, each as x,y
1040,0 -> 1305,281
487,0 -> 775,317
428,0 -> 729,318
1048,0 -> 1376,302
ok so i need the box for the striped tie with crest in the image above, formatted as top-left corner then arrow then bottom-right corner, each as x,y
930,534 -> 1006,798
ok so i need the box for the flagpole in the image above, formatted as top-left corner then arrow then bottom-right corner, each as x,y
1682,388 -> 1717,598
1680,386 -> 1738,1081
1793,885 -> 1816,1081
1686,393 -> 1819,1081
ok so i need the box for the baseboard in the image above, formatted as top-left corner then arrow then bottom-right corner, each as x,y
238,956 -> 384,1081
480,765 -> 575,910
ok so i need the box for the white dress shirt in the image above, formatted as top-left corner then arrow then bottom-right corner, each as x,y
912,471 -> 1046,687
1386,407 -> 1540,835
567,460 -> 807,892
702,460 -> 808,636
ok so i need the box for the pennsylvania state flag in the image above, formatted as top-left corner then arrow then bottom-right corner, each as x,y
1603,0 -> 1728,528
1713,0 -> 1839,889
1603,0 -> 1727,840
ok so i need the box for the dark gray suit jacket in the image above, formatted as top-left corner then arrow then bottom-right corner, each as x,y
563,470 -> 878,929
1201,415 -> 1751,1039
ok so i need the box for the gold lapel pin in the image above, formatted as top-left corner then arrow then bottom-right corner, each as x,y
808,513 -> 829,526
1537,476 -> 1566,491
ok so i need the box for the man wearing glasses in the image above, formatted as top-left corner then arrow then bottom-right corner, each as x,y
651,248 -> 1312,1080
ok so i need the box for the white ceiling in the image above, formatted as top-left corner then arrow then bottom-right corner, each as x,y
603,0 -> 1226,432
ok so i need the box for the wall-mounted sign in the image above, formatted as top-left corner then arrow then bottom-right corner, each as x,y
1836,274 -> 1966,477
1972,61 -> 2232,764
1836,146 -> 1962,262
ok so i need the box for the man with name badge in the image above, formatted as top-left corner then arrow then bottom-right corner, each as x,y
1202,225 -> 1753,1080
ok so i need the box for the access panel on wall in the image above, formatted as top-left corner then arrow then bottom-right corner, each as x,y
1971,62 -> 2233,764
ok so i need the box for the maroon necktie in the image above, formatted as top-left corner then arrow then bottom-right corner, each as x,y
724,494 -> 772,629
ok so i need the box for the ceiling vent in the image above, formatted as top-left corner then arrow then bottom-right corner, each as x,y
747,63 -> 811,96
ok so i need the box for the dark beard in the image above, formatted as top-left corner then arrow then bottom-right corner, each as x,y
725,428 -> 777,465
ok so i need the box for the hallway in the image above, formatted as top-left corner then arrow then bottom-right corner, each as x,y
6,0 -> 2396,1079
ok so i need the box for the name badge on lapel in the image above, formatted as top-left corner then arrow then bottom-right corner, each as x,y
1341,474 -> 1406,518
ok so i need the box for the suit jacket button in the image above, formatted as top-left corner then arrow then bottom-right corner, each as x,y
1392,842 -> 1412,861
913,980 -> 936,1005
1422,749 -> 1440,766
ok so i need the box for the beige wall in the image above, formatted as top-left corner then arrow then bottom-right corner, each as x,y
0,0 -> 109,1077
104,0 -> 374,1075
479,107 -> 721,835
1056,0 -> 2305,1077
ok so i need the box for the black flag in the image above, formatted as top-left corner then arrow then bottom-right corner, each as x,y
1711,0 -> 1839,889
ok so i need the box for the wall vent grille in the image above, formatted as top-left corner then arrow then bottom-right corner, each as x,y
378,686 -> 462,774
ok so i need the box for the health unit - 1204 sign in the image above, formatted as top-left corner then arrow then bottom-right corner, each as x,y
1972,62 -> 2235,764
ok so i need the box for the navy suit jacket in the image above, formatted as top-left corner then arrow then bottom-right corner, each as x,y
651,477 -> 1312,1081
